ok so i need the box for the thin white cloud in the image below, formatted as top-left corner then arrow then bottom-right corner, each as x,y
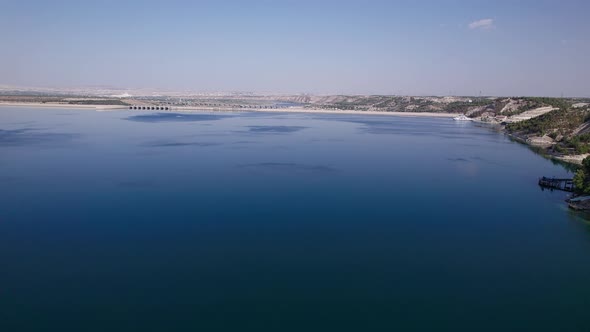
469,18 -> 494,30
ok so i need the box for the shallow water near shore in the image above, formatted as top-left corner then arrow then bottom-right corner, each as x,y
1,107 -> 590,331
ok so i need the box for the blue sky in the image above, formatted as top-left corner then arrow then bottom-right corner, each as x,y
1,0 -> 589,96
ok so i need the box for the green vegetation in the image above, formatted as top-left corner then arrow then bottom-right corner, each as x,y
497,96 -> 573,117
573,157 -> 590,194
442,98 -> 491,114
524,97 -> 572,110
506,108 -> 590,136
565,136 -> 590,154
504,99 -> 590,159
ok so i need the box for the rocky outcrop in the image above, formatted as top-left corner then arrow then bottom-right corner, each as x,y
556,154 -> 590,165
526,135 -> 555,147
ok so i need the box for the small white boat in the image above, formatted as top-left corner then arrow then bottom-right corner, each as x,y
453,114 -> 472,121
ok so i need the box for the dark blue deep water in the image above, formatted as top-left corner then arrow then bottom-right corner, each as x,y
1,107 -> 590,331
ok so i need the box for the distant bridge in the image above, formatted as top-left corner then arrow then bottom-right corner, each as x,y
129,105 -> 171,110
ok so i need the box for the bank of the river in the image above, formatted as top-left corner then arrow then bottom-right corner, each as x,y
0,102 -> 460,118
505,131 -> 588,166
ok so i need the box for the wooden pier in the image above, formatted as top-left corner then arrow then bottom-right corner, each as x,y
538,177 -> 574,192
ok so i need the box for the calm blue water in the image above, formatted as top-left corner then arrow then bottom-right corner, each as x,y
1,107 -> 590,331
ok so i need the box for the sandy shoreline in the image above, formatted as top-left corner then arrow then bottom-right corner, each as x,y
0,102 -> 459,118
